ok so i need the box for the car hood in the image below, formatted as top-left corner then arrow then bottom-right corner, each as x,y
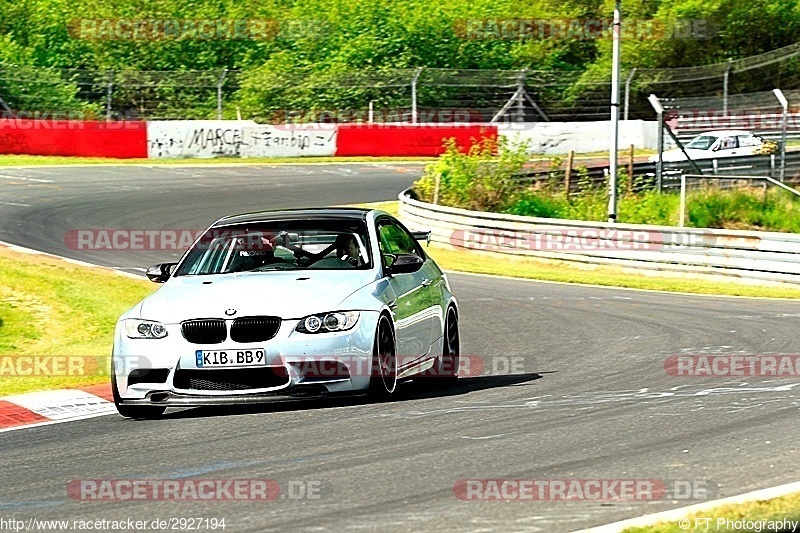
138,270 -> 377,322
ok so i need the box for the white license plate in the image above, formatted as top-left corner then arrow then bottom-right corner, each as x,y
196,349 -> 266,367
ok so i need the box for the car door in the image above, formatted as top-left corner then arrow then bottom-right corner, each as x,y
715,136 -> 738,157
375,218 -> 438,365
736,134 -> 761,156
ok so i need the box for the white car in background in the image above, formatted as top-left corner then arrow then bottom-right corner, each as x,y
649,130 -> 767,163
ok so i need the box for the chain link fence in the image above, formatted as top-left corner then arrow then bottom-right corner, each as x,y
1,41 -> 800,122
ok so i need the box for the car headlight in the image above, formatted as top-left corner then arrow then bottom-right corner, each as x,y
296,311 -> 360,334
125,319 -> 168,339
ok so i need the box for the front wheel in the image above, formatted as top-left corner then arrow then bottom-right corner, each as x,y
368,314 -> 397,400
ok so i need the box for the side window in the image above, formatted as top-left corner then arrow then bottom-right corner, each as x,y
377,220 -> 422,258
737,135 -> 760,147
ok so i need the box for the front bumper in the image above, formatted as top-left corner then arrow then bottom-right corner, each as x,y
113,311 -> 379,402
120,388 -> 360,407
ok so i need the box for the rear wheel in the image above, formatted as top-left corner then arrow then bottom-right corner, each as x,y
434,306 -> 460,386
368,314 -> 397,400
111,360 -> 166,419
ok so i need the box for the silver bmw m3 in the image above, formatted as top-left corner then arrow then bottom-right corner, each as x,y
112,208 -> 459,418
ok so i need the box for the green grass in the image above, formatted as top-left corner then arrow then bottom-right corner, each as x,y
0,246 -> 155,395
622,492 -> 800,532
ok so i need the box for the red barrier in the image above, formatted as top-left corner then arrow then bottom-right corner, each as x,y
335,124 -> 498,157
0,120 -> 147,158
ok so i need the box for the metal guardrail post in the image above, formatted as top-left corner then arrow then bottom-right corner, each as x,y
679,174 -> 687,228
411,67 -> 422,124
517,68 -> 528,123
624,68 -> 636,121
723,59 -> 732,114
106,70 -> 114,121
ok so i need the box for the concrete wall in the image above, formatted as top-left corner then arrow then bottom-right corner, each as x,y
239,124 -> 337,158
498,120 -> 658,155
0,119 -> 657,159
147,120 -> 258,158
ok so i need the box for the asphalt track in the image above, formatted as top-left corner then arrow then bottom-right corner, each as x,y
1,164 -> 800,532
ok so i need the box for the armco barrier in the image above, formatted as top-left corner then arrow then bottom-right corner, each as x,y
398,189 -> 800,285
0,120 -> 147,158
335,124 -> 497,157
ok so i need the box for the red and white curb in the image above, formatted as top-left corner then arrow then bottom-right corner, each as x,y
0,385 -> 115,432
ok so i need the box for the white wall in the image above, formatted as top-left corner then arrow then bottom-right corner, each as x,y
498,120 -> 659,155
147,120 -> 258,158
147,119 -> 658,159
147,121 -> 338,158
239,124 -> 337,158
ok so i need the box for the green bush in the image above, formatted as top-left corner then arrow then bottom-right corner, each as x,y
618,190 -> 680,226
413,136 -> 530,212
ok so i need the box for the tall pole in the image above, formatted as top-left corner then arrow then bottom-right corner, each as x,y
608,0 -> 621,223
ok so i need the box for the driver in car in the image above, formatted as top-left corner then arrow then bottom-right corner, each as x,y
278,232 -> 363,267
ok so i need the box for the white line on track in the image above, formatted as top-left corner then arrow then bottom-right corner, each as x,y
0,174 -> 53,183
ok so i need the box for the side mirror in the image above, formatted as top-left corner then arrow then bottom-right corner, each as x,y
146,262 -> 177,283
385,253 -> 424,275
411,230 -> 431,247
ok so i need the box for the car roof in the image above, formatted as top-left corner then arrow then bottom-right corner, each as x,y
694,130 -> 755,137
211,207 -> 374,227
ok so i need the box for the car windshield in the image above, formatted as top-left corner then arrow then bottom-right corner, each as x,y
174,219 -> 372,276
686,135 -> 717,150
